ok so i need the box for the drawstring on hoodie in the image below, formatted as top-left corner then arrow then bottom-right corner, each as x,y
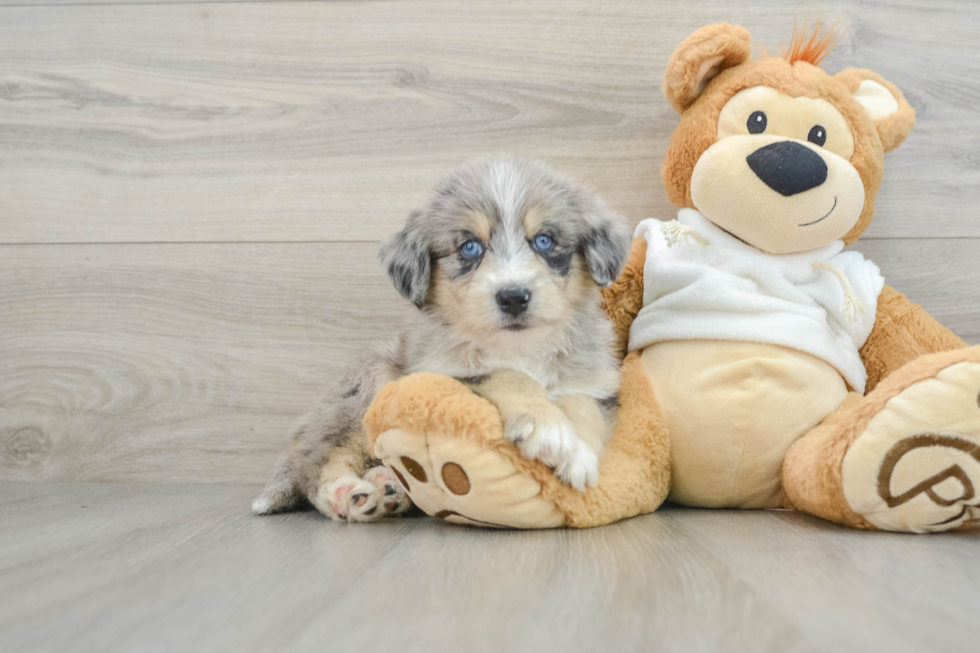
662,220 -> 709,247
812,261 -> 864,323
661,219 -> 864,325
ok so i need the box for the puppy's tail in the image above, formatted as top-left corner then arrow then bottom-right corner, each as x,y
252,453 -> 306,515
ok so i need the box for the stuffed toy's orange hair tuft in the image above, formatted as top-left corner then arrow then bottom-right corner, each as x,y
783,19 -> 842,66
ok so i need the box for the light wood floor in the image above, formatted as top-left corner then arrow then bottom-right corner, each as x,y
1,482 -> 978,653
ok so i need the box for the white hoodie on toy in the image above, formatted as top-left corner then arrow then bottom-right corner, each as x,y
628,209 -> 885,394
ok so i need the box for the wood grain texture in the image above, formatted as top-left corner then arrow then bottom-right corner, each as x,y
0,1 -> 300,4
1,0 -> 980,484
0,242 -> 412,483
3,0 -> 980,243
0,238 -> 977,484
0,482 -> 977,653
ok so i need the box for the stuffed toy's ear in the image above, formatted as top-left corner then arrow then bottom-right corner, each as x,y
836,68 -> 915,152
662,23 -> 753,113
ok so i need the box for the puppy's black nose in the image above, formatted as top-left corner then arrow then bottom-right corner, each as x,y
746,141 -> 828,196
496,288 -> 531,316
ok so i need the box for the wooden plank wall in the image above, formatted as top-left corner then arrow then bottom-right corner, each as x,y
2,0 -> 978,484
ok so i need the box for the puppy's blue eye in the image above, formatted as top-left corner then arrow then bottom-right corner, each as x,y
533,234 -> 554,252
460,240 -> 483,259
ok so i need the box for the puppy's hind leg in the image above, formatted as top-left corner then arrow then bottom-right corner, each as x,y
314,438 -> 386,523
254,339 -> 411,522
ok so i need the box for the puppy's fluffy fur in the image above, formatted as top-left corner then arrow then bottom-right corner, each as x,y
253,156 -> 632,522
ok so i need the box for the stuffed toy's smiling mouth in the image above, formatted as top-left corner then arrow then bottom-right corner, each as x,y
799,196 -> 838,227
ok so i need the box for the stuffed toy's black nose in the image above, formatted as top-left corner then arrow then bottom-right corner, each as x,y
746,141 -> 828,196
496,288 -> 531,316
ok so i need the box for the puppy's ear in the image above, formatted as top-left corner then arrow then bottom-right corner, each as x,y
663,23 -> 752,113
379,210 -> 431,309
836,68 -> 915,153
581,203 -> 633,288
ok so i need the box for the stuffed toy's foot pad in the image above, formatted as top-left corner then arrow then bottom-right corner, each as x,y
842,360 -> 980,532
374,427 -> 566,529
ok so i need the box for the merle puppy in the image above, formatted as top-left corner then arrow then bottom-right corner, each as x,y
253,155 -> 632,522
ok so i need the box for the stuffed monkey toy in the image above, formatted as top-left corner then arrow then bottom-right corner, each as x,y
365,23 -> 980,533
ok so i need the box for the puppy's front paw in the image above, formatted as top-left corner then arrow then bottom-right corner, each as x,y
318,476 -> 382,523
504,412 -> 599,492
554,443 -> 600,492
363,465 -> 412,517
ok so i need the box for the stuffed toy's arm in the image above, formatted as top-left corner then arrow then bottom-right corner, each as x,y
364,354 -> 671,529
602,237 -> 648,359
860,285 -> 968,393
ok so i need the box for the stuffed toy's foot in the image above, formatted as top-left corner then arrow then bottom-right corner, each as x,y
784,346 -> 980,533
363,354 -> 671,529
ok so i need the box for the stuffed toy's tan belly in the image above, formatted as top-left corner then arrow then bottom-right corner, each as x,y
641,341 -> 849,508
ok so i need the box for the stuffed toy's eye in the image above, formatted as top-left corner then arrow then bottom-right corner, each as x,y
747,111 -> 767,134
532,234 -> 554,252
460,239 -> 484,259
808,125 -> 827,147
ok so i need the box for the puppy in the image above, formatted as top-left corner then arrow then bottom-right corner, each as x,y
252,155 -> 632,522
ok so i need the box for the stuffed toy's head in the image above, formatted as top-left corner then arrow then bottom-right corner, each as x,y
661,22 -> 915,254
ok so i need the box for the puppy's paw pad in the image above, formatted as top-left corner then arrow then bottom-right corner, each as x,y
363,464 -> 396,489
362,465 -> 411,516
348,485 -> 383,522
320,476 -> 382,523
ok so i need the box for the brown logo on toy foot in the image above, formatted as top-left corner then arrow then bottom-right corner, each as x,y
877,434 -> 980,525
